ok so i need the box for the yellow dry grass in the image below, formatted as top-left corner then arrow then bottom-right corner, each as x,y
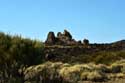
24,60 -> 125,83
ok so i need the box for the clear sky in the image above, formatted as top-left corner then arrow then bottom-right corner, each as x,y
0,0 -> 124,43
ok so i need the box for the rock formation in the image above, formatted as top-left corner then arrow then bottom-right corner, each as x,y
45,30 -> 89,46
83,39 -> 89,45
45,30 -> 75,45
63,29 -> 72,40
45,32 -> 56,45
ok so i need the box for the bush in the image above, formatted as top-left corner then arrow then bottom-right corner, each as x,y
0,32 -> 45,82
110,60 -> 125,73
87,70 -> 106,82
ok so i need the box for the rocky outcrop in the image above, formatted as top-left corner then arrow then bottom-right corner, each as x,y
45,30 -> 79,45
45,30 -> 125,52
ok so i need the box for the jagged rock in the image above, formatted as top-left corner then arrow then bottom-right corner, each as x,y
45,32 -> 56,45
63,29 -> 72,40
57,30 -> 74,45
57,32 -> 62,38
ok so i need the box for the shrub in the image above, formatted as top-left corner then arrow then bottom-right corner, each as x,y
59,66 -> 81,82
24,62 -> 65,82
23,61 -> 125,82
80,72 -> 89,80
110,60 -> 125,73
87,70 -> 106,82
116,73 -> 124,78
95,64 -> 110,73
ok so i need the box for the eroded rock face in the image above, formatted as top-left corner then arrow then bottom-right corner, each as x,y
45,32 -> 56,45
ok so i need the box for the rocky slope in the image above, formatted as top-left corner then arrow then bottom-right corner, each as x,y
44,30 -> 125,63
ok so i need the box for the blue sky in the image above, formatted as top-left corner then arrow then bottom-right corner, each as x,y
0,0 -> 124,43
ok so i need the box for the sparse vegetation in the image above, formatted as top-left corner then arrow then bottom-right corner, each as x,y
0,32 -> 125,83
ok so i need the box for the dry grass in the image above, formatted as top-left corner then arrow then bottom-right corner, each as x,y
24,60 -> 125,83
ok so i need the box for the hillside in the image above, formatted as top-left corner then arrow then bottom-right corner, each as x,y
44,30 -> 125,64
0,31 -> 125,83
